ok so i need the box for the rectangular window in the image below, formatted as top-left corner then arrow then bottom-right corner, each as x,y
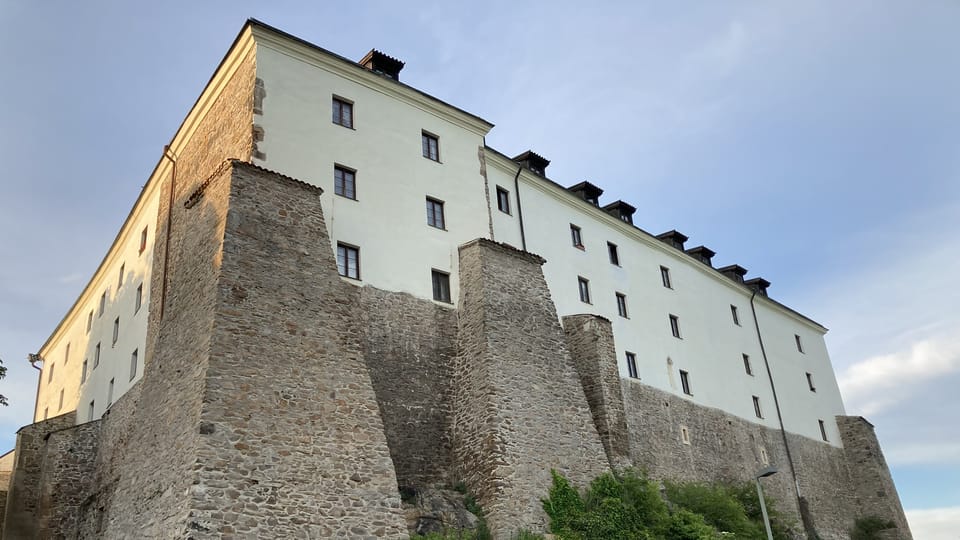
58,389 -> 64,411
431,270 -> 452,303
336,243 -> 360,280
135,283 -> 143,314
669,314 -> 681,338
731,305 -> 740,326
578,276 -> 591,304
47,362 -> 55,383
44,407 -> 48,420
680,370 -> 692,395
616,293 -> 628,318
743,354 -> 753,376
806,372 -> 816,392
81,359 -> 88,383
608,242 -> 620,265
818,419 -> 828,441
753,396 -> 763,418
422,131 -> 439,161
130,349 -> 139,381
98,292 -> 106,317
108,378 -> 115,406
118,263 -> 125,289
86,311 -> 93,333
112,317 -> 120,345
626,352 -> 638,379
88,400 -> 95,422
570,225 -> 584,249
496,186 -> 510,214
139,226 -> 148,254
661,266 -> 672,288
65,343 -> 70,364
334,165 -> 357,200
332,96 -> 354,128
795,334 -> 805,353
94,343 -> 101,368
426,197 -> 445,229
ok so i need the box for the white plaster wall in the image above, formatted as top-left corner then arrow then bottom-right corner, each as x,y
253,44 -> 494,303
34,190 -> 158,424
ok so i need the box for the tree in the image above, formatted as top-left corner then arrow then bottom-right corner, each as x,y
0,357 -> 8,406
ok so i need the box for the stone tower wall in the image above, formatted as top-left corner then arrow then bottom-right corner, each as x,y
453,239 -> 610,537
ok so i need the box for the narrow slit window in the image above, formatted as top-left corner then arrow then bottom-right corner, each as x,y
578,276 -> 591,304
86,311 -> 93,333
135,283 -> 143,313
795,334 -> 805,353
819,419 -> 828,441
806,372 -> 816,392
680,370 -> 692,395
139,226 -> 148,254
669,314 -> 681,338
88,400 -> 95,422
731,305 -> 740,326
94,343 -> 101,368
660,266 -> 672,288
743,354 -> 753,376
130,349 -> 139,381
58,389 -> 64,411
616,293 -> 628,318
608,242 -> 620,265
113,317 -> 120,345
626,352 -> 638,379
98,292 -> 106,317
81,359 -> 88,383
47,362 -> 55,383
107,378 -> 115,406
570,224 -> 584,249
753,396 -> 763,418
118,263 -> 125,289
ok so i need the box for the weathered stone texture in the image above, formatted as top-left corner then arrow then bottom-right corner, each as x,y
453,239 -> 610,538
35,421 -> 100,539
185,163 -> 408,538
837,416 -> 912,539
562,314 -> 631,469
361,287 -> 458,489
2,412 -> 76,539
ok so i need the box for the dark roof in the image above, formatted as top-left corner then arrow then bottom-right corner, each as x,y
685,245 -> 716,258
717,264 -> 749,276
656,230 -> 689,243
602,200 -> 637,213
744,277 -> 771,288
512,150 -> 551,166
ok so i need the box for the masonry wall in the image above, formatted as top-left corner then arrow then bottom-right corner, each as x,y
361,287 -> 458,489
453,239 -> 610,537
35,421 -> 100,538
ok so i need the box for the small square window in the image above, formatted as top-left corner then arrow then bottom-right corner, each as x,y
94,343 -> 101,368
332,96 -> 354,128
118,263 -> 125,289
47,362 -> 55,383
669,314 -> 681,339
496,186 -> 510,214
680,369 -> 692,395
426,197 -> 445,229
431,270 -> 452,303
336,243 -> 360,280
112,317 -> 120,345
334,165 -> 357,200
130,349 -> 139,381
806,372 -> 816,392
743,354 -> 753,376
81,359 -> 88,383
753,396 -> 763,418
818,419 -> 828,441
731,305 -> 740,326
98,292 -> 106,317
578,276 -> 591,304
616,293 -> 628,318
795,334 -> 805,353
139,226 -> 148,254
608,242 -> 620,265
86,311 -> 93,333
660,266 -> 672,289
626,352 -> 638,379
135,283 -> 143,314
422,131 -> 439,161
570,225 -> 584,249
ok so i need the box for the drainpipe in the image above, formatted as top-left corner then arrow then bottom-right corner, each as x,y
159,146 -> 178,321
750,291 -> 802,502
512,166 -> 527,251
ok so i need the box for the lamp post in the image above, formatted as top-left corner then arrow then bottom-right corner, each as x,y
755,465 -> 778,540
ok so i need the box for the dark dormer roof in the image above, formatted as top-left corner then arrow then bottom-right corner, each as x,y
717,264 -> 748,283
685,245 -> 716,267
602,200 -> 637,224
656,230 -> 688,250
512,150 -> 550,176
359,49 -> 405,80
567,181 -> 603,206
745,277 -> 772,297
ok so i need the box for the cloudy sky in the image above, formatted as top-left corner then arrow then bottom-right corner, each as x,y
1,1 -> 957,536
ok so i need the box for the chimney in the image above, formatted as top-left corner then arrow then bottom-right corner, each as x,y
359,49 -> 404,80
567,181 -> 604,207
512,150 -> 550,176
717,264 -> 748,284
656,230 -> 688,251
745,277 -> 771,297
685,245 -> 716,267
603,200 -> 637,225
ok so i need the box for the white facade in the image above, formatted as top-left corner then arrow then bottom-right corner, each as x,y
32,21 -> 846,448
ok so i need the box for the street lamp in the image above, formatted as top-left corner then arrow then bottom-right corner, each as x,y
755,466 -> 778,540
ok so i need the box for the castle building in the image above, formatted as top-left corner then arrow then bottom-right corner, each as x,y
3,19 -> 910,539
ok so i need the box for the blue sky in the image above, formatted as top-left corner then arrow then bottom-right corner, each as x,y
1,2 -> 957,537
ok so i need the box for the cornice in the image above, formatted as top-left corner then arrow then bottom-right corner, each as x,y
250,26 -> 493,137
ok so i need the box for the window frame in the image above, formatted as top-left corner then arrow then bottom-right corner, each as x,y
753,395 -> 763,418
81,359 -> 88,383
86,311 -> 93,333
135,283 -> 143,314
118,263 -> 125,289
421,130 -> 440,161
426,197 -> 446,230
431,269 -> 452,304
94,342 -> 101,368
578,276 -> 591,304
98,292 -> 106,317
806,372 -> 816,392
496,186 -> 510,214
139,226 -> 148,254
332,96 -> 354,129
570,224 -> 584,249
334,164 -> 357,200
616,292 -> 628,318
731,305 -> 740,326
336,242 -> 361,280
626,351 -> 638,379
680,369 -> 692,395
608,242 -> 620,265
660,266 -> 672,289
818,419 -> 828,441
743,353 -> 753,376
112,317 -> 120,346
130,349 -> 139,381
795,334 -> 805,353
669,314 -> 681,339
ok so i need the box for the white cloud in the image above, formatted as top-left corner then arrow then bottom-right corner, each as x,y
906,506 -> 960,540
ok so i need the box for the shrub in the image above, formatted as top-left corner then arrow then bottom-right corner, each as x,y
850,516 -> 895,540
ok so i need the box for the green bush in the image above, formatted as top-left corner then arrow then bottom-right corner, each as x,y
850,516 -> 895,540
664,509 -> 721,540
